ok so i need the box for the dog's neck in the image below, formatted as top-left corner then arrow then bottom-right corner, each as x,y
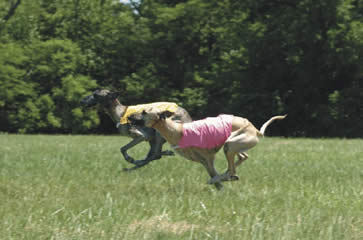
152,118 -> 183,145
105,98 -> 127,123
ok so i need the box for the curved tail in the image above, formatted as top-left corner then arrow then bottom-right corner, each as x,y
260,115 -> 287,136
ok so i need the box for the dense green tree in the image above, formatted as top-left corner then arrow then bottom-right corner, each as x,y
0,0 -> 361,137
0,39 -> 98,133
0,43 -> 32,131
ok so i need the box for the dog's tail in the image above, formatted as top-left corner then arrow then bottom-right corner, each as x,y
259,115 -> 287,136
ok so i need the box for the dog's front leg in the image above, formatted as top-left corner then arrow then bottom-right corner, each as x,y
193,151 -> 223,190
121,136 -> 157,171
208,172 -> 239,184
120,125 -> 154,163
202,160 -> 224,190
120,136 -> 145,164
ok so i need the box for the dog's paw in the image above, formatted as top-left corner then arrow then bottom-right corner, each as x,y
124,156 -> 135,164
162,150 -> 175,156
208,175 -> 222,184
229,175 -> 239,181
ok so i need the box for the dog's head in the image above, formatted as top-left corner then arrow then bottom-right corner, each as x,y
80,89 -> 120,107
128,107 -> 173,128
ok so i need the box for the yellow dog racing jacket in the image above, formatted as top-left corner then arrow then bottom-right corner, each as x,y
120,102 -> 178,125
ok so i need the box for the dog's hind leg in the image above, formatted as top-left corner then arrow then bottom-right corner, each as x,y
209,132 -> 257,184
154,132 -> 174,157
225,132 -> 258,181
224,150 -> 240,181
143,134 -> 160,161
142,132 -> 173,163
235,152 -> 248,167
208,148 -> 240,184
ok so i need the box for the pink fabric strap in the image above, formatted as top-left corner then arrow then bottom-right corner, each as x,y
178,114 -> 233,149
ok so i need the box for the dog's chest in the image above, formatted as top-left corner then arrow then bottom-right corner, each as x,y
178,114 -> 233,149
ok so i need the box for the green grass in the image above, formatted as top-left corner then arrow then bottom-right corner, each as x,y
0,134 -> 362,239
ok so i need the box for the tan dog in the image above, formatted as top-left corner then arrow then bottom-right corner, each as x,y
129,108 -> 286,189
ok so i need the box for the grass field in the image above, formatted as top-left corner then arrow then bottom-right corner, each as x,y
0,134 -> 362,239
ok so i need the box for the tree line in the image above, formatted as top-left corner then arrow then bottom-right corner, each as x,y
0,0 -> 362,137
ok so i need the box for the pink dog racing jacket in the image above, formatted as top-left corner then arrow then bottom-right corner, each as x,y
178,114 -> 234,149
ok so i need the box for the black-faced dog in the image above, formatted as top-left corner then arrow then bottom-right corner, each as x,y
81,89 -> 192,171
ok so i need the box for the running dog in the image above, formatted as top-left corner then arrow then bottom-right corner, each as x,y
128,108 -> 286,189
81,89 -> 192,171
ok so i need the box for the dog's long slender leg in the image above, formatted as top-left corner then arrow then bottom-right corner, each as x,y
226,153 -> 239,179
151,132 -> 174,157
122,160 -> 151,171
145,140 -> 157,160
159,136 -> 174,156
235,152 -> 248,167
122,138 -> 155,171
215,132 -> 258,183
222,151 -> 239,182
222,143 -> 239,181
120,136 -> 145,164
147,132 -> 163,160
121,135 -> 164,171
143,132 -> 171,161
123,135 -> 174,172
204,166 -> 224,190
203,158 -> 224,190
209,142 -> 247,185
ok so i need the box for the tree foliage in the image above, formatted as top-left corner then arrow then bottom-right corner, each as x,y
0,0 -> 362,137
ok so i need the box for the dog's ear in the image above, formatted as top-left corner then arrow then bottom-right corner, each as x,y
108,91 -> 121,99
159,111 -> 173,120
92,89 -> 102,98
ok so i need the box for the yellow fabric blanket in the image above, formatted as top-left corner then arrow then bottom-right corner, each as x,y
120,102 -> 178,124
